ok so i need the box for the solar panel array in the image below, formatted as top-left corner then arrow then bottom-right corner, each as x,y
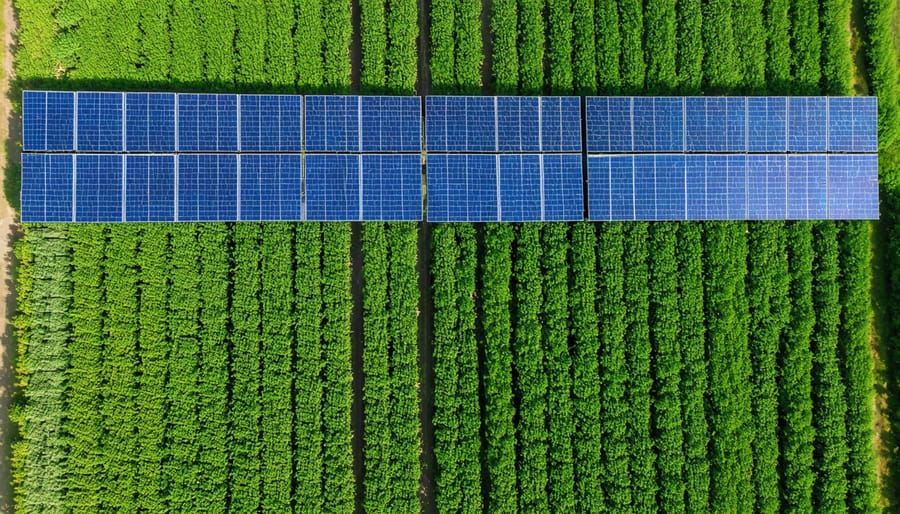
425,96 -> 584,221
585,96 -> 879,221
21,92 -> 423,222
21,92 -> 879,222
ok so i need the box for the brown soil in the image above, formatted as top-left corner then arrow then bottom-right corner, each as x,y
0,0 -> 19,510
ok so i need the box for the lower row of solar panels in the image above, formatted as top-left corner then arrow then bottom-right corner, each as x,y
22,152 -> 878,222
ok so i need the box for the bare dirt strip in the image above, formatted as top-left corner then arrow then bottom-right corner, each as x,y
0,0 -> 19,509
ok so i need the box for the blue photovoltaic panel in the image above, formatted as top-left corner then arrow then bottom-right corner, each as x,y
747,154 -> 768,219
425,97 -> 496,152
77,92 -> 123,152
498,154 -> 541,221
240,154 -> 302,221
786,154 -> 827,219
361,154 -> 422,221
75,154 -> 123,222
725,98 -> 748,152
177,94 -> 238,152
587,156 -> 611,220
177,154 -> 238,221
497,97 -> 540,152
726,155 -> 748,219
541,154 -> 584,221
585,97 -> 633,153
305,154 -> 361,221
748,97 -> 787,152
828,97 -> 878,152
686,155 -> 707,219
426,154 -> 497,222
655,154 -> 686,220
788,97 -> 827,152
634,155 -> 655,219
23,91 -> 75,152
686,97 -> 727,152
125,93 -> 176,152
633,97 -> 683,152
240,95 -> 302,152
541,97 -> 582,152
610,155 -> 635,220
21,153 -> 73,222
766,155 -> 787,219
361,96 -> 422,152
125,155 -> 175,222
828,154 -> 879,219
305,96 -> 360,152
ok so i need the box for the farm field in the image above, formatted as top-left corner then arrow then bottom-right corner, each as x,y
7,0 -> 899,512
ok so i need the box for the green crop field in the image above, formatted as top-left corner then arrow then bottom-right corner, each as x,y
8,0 -> 900,511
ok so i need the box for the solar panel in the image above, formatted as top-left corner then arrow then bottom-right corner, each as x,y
633,97 -> 683,152
541,97 -> 582,152
75,154 -> 123,222
610,155 -> 635,220
498,154 -> 541,221
585,97 -> 633,153
586,156 -> 611,220
788,97 -> 827,152
786,154 -> 827,219
541,154 -> 584,221
655,154 -> 686,220
240,154 -> 302,221
361,154 -> 422,221
76,92 -> 123,152
177,94 -> 238,152
686,98 -> 726,152
425,96 -> 497,152
828,97 -> 878,152
360,97 -> 422,152
177,154 -> 238,221
125,154 -> 175,222
725,154 -> 748,219
125,93 -> 176,152
305,154 -> 361,221
685,155 -> 707,219
827,154 -> 879,219
497,97 -> 540,152
305,96 -> 360,152
748,97 -> 787,152
21,153 -> 73,222
426,154 -> 498,222
240,95 -> 302,152
23,91 -> 75,152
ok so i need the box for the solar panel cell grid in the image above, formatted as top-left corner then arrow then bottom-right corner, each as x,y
788,97 -> 827,152
177,154 -> 238,221
240,154 -> 302,221
498,154 -> 541,221
610,155 -> 635,220
361,154 -> 422,221
426,154 -> 497,222
125,93 -> 176,152
586,156 -> 611,221
305,154 -> 361,221
541,154 -> 584,221
125,154 -> 175,222
748,97 -> 787,152
305,96 -> 360,152
725,155 -> 748,219
24,91 -> 77,152
685,155 -> 707,219
240,95 -> 302,152
361,97 -> 422,152
828,154 -> 879,219
77,92 -> 123,152
541,97 -> 582,152
655,154 -> 686,220
75,154 -> 123,222
177,94 -> 239,152
21,153 -> 74,222
497,97 -> 540,152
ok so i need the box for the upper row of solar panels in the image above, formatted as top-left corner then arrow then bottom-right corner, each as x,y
22,91 -> 423,153
586,96 -> 877,153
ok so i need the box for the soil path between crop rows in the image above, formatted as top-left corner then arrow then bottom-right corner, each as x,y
0,0 -> 19,510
